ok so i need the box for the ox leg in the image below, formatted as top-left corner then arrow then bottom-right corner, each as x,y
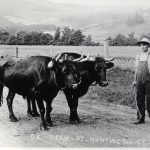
64,91 -> 75,124
6,91 -> 18,122
27,98 -> 32,117
45,101 -> 53,126
36,98 -> 47,130
31,99 -> 40,117
73,96 -> 81,123
27,98 -> 40,117
0,83 -> 4,106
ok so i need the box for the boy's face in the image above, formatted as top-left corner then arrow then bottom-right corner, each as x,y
140,43 -> 149,52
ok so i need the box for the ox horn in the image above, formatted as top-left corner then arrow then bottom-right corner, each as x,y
105,57 -> 114,61
64,54 -> 68,60
89,57 -> 96,61
48,60 -> 54,68
79,53 -> 90,62
55,52 -> 62,61
73,53 -> 84,62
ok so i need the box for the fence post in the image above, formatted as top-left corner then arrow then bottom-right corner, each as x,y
16,47 -> 18,58
50,45 -> 54,56
103,40 -> 109,58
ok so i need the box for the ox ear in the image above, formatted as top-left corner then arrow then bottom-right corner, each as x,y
48,61 -> 54,69
48,59 -> 56,69
106,62 -> 114,69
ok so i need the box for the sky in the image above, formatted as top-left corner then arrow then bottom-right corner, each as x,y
49,0 -> 150,7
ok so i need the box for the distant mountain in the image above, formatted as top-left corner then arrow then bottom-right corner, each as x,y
0,0 -> 150,41
83,9 -> 150,41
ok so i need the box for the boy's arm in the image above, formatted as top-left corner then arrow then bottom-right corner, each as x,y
133,54 -> 139,85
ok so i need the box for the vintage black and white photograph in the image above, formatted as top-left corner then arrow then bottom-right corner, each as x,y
0,0 -> 150,148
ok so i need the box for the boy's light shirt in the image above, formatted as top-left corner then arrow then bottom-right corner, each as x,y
134,51 -> 150,77
139,52 -> 149,61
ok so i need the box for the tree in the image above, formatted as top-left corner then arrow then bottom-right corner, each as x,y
114,34 -> 128,46
60,27 -> 85,46
108,33 -> 138,46
60,27 -> 73,45
39,33 -> 53,45
7,35 -> 17,45
127,32 -> 138,46
106,36 -> 114,46
16,31 -> 28,45
29,32 -> 40,45
24,34 -> 32,45
0,30 -> 10,44
82,35 -> 94,46
69,30 -> 85,46
0,28 -> 100,46
53,27 -> 61,45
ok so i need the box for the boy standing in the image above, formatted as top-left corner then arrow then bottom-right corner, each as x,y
133,37 -> 150,124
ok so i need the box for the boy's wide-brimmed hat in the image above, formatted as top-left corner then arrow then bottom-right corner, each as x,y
137,38 -> 150,46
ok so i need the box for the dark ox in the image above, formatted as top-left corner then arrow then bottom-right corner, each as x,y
0,55 -> 81,130
55,52 -> 114,124
0,56 -> 40,117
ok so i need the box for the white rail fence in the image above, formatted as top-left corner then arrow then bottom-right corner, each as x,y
0,42 -> 139,69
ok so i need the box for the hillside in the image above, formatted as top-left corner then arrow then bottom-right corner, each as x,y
83,9 -> 150,41
0,0 -> 150,41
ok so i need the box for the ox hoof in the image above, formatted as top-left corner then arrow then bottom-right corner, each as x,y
9,116 -> 18,122
27,112 -> 33,117
46,121 -> 53,127
76,119 -> 81,123
76,117 -> 81,123
46,119 -> 53,127
69,119 -> 81,124
27,112 -> 40,117
69,120 -> 77,124
40,122 -> 49,130
31,112 -> 40,117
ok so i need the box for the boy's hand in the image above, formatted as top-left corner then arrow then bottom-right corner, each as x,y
132,81 -> 137,87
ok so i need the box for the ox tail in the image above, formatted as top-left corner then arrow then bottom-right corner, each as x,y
0,95 -> 3,106
0,84 -> 3,107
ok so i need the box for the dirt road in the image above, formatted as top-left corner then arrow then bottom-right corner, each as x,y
0,88 -> 150,148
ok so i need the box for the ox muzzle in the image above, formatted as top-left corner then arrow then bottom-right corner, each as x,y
70,75 -> 82,89
99,80 -> 108,87
91,80 -> 108,87
71,79 -> 81,89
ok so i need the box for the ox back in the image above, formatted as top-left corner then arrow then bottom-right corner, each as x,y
0,56 -> 53,97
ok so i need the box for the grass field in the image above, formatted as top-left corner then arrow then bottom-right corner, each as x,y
84,67 -> 135,108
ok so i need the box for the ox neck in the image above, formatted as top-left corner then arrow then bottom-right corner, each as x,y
78,61 -> 96,85
50,70 -> 66,90
88,69 -> 97,85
